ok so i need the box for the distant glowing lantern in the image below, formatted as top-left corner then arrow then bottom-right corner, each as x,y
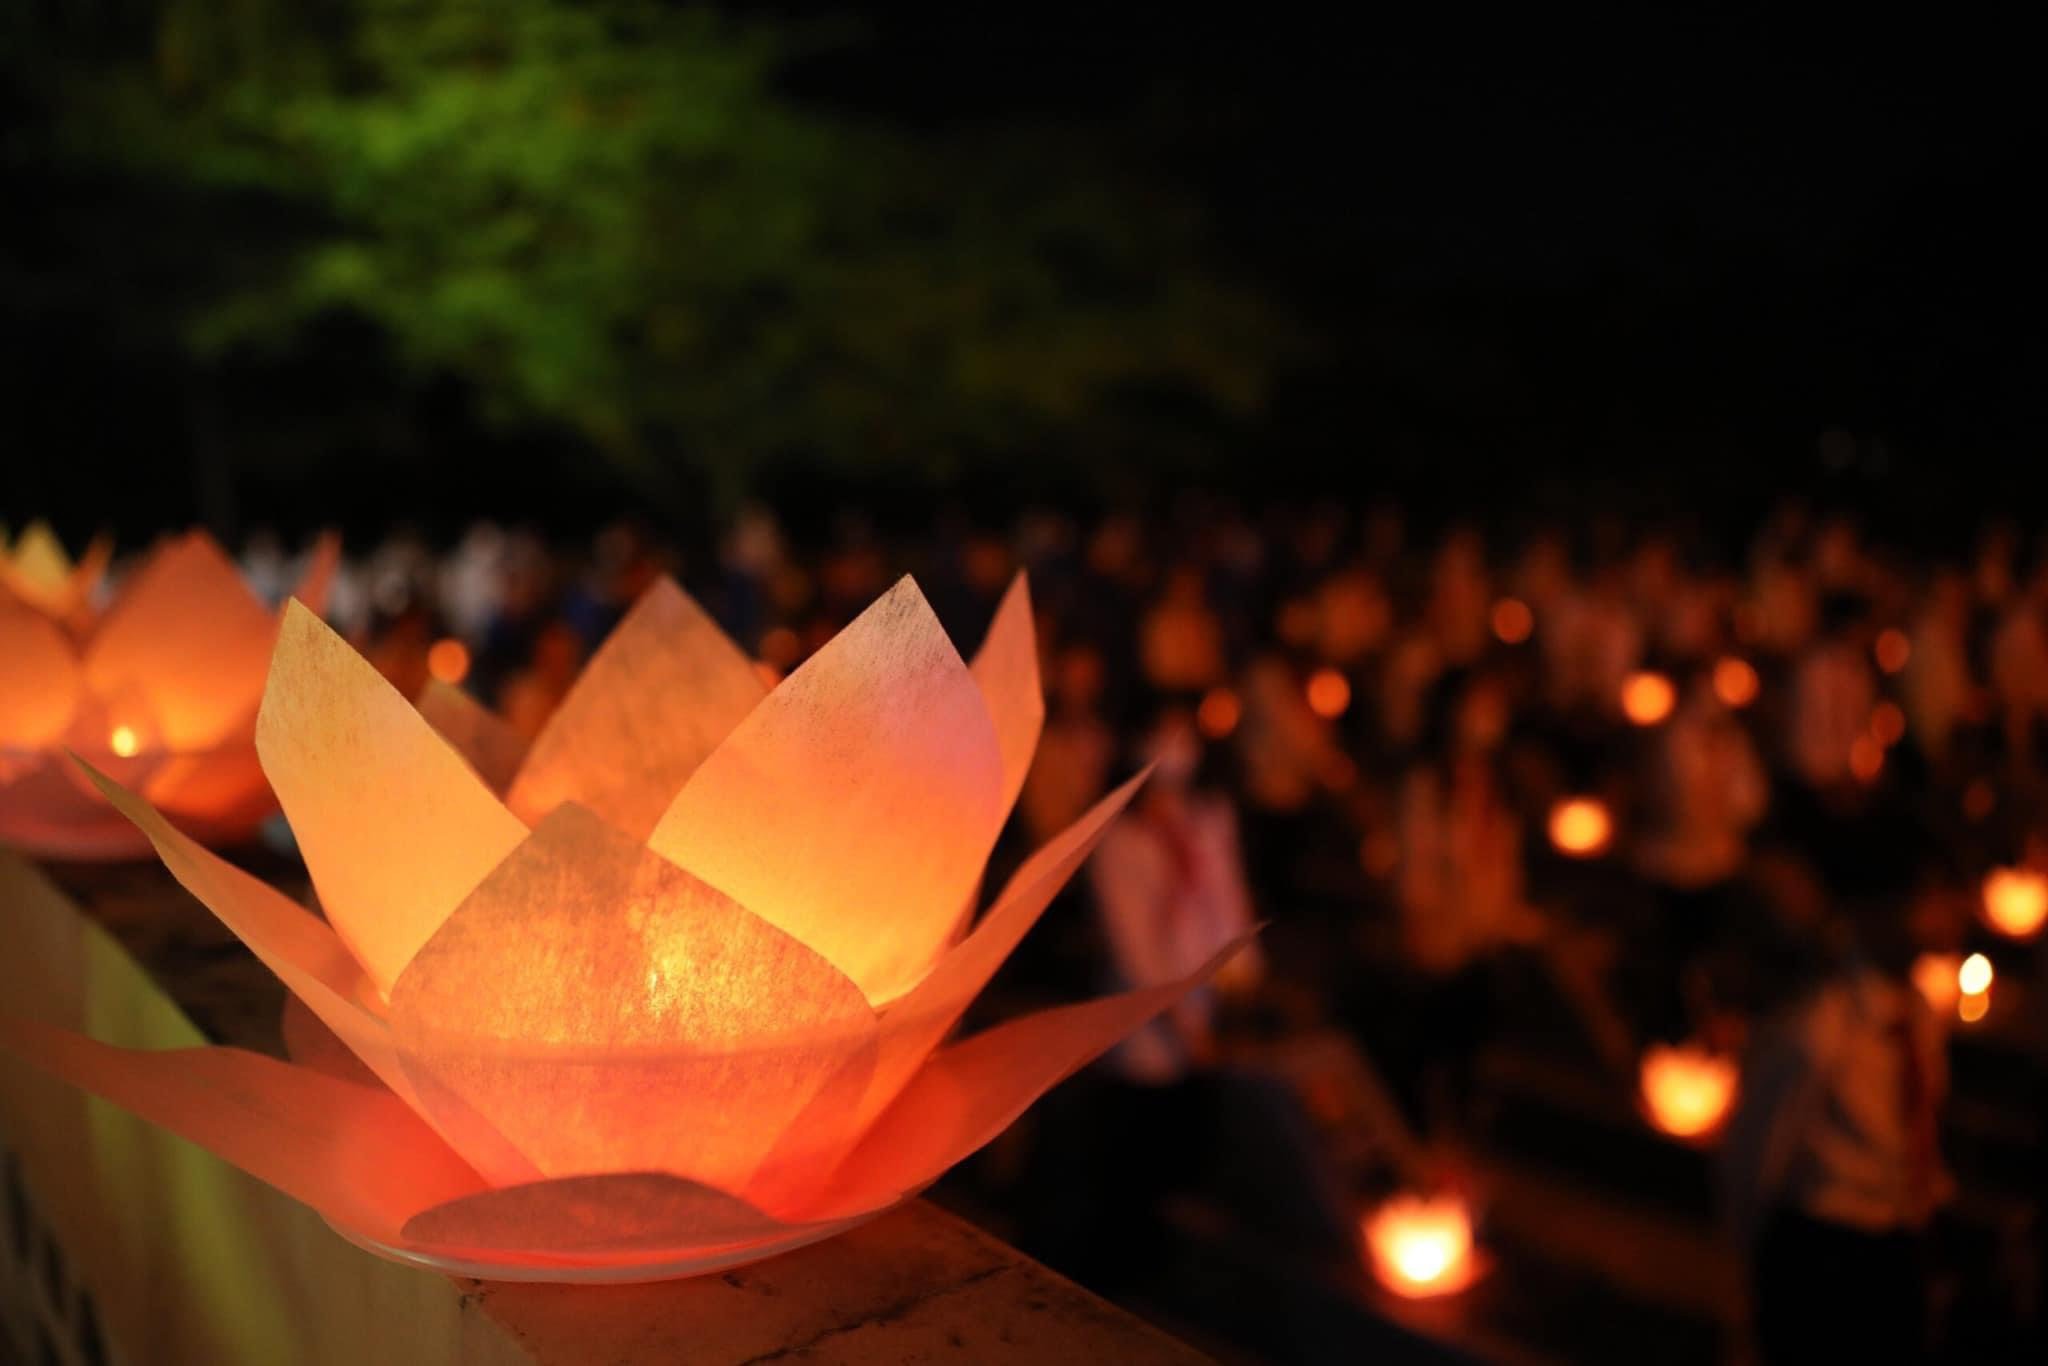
1364,1195 -> 1479,1298
0,520 -> 110,626
1639,1044 -> 1737,1141
1958,990 -> 1990,1024
426,638 -> 471,686
1874,628 -> 1911,675
1197,687 -> 1242,739
0,529 -> 338,859
1491,597 -> 1534,645
1306,668 -> 1352,720
1981,868 -> 2048,940
1870,701 -> 1907,747
1958,952 -> 1994,998
1548,797 -> 1613,858
1911,952 -> 1961,1015
1712,656 -> 1759,709
0,574 -> 1243,1281
1621,671 -> 1676,726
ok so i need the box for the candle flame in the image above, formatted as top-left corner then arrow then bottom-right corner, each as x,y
1548,797 -> 1612,857
1364,1195 -> 1477,1298
1958,952 -> 1993,997
427,638 -> 472,686
1491,597 -> 1534,645
1712,656 -> 1759,708
1640,1044 -> 1737,1140
108,725 -> 141,758
1982,868 -> 2048,940
1197,687 -> 1241,739
1306,668 -> 1351,720
1621,671 -> 1676,725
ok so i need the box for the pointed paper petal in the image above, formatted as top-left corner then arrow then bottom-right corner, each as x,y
0,606 -> 81,746
504,579 -> 765,838
416,680 -> 529,795
281,993 -> 382,1088
82,532 -> 276,750
648,577 -> 1006,1003
402,1172 -> 807,1257
389,803 -> 876,1192
0,1018 -> 484,1245
811,933 -> 1254,1220
258,601 -> 529,998
292,531 -> 342,616
969,573 -> 1044,824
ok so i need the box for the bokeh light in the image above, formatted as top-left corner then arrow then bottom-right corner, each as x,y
1620,671 -> 1675,726
1712,656 -> 1759,709
1306,668 -> 1352,720
1490,597 -> 1533,645
1548,797 -> 1612,858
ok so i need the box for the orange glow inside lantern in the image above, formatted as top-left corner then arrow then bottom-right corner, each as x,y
1197,687 -> 1242,739
1911,952 -> 1961,1015
1491,597 -> 1534,644
1957,952 -> 1993,998
1981,868 -> 2048,940
1639,1044 -> 1737,1140
426,638 -> 471,686
1621,670 -> 1676,726
1548,797 -> 1612,858
108,725 -> 141,758
1364,1195 -> 1478,1298
1875,628 -> 1911,675
1306,668 -> 1351,719
1712,656 -> 1759,708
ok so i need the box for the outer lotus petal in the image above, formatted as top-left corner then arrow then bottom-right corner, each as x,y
648,577 -> 1006,1004
389,803 -> 877,1193
0,605 -> 81,746
281,993 -> 382,1088
0,752 -> 152,859
401,1172 -> 810,1258
969,572 -> 1044,824
291,531 -> 342,616
0,1018 -> 485,1246
807,932 -> 1255,1221
505,579 -> 765,838
258,601 -> 529,998
83,532 -> 276,750
416,679 -> 529,795
0,522 -> 103,619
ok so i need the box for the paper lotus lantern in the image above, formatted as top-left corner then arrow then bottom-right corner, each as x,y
0,530 -> 337,858
1639,1043 -> 1737,1141
0,574 -> 1239,1280
1363,1194 -> 1479,1298
0,520 -> 110,626
1981,867 -> 2048,940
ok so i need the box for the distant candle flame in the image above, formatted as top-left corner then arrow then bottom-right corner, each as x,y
1491,597 -> 1534,645
1875,628 -> 1911,675
1958,952 -> 1994,998
1364,1195 -> 1477,1298
1712,656 -> 1759,709
1306,668 -> 1351,720
426,638 -> 471,686
1911,952 -> 1961,1014
1621,671 -> 1676,726
108,725 -> 141,758
1197,687 -> 1242,739
1548,797 -> 1612,858
1982,868 -> 2048,940
1640,1044 -> 1737,1140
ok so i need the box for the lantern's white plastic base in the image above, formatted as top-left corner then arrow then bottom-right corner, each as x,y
326,1208 -> 886,1283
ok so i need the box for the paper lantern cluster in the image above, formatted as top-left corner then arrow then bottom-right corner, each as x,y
0,568 -> 1236,1276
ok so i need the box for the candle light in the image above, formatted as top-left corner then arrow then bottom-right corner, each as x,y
1712,656 -> 1759,709
1621,670 -> 1676,726
1197,686 -> 1241,739
1981,868 -> 2048,940
1306,668 -> 1352,720
1639,1044 -> 1738,1141
1491,597 -> 1534,644
1548,797 -> 1613,858
1363,1194 -> 1479,1298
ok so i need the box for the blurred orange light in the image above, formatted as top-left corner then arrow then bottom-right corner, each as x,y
108,725 -> 140,758
1958,952 -> 1994,997
1849,734 -> 1884,783
1912,953 -> 1961,1014
1548,797 -> 1612,858
1639,1044 -> 1738,1141
426,638 -> 471,687
1306,668 -> 1352,720
1491,597 -> 1534,645
1712,656 -> 1759,709
1621,671 -> 1676,726
1875,628 -> 1911,675
1958,990 -> 1990,1024
1870,701 -> 1906,747
1982,868 -> 2048,940
1363,1195 -> 1478,1298
1197,687 -> 1242,739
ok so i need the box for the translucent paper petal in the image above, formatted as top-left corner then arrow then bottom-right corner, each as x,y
402,1172 -> 807,1258
969,573 -> 1044,824
505,579 -> 765,838
811,933 -> 1254,1221
416,680 -> 529,795
83,532 -> 276,750
0,1018 -> 484,1246
281,993 -> 381,1089
258,601 -> 529,998
388,804 -> 877,1192
0,606 -> 81,746
648,577 -> 1006,1003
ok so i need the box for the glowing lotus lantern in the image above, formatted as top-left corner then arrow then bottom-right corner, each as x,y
0,520 -> 110,626
1363,1194 -> 1479,1298
1639,1044 -> 1737,1141
1981,867 -> 2048,940
1548,796 -> 1613,858
0,575 -> 1240,1279
0,530 -> 336,858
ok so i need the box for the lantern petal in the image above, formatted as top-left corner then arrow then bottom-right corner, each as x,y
83,532 -> 276,750
417,679 -> 529,796
968,573 -> 1044,824
401,1172 -> 808,1258
647,576 -> 1006,1004
282,993 -> 383,1088
809,931 -> 1255,1221
0,1017 -> 485,1246
0,606 -> 81,747
291,531 -> 342,616
504,579 -> 764,838
388,803 -> 877,1193
258,601 -> 529,999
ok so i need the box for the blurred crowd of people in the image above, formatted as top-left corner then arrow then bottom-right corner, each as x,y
232,498 -> 2048,1362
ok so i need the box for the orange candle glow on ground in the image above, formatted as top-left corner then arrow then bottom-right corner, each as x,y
1548,797 -> 1613,858
1621,671 -> 1676,726
1912,952 -> 1961,1015
1364,1195 -> 1478,1298
1875,628 -> 1911,675
1640,1044 -> 1737,1140
1197,686 -> 1242,739
1306,668 -> 1352,719
1982,868 -> 2048,940
427,638 -> 472,686
1491,597 -> 1534,644
1712,656 -> 1759,708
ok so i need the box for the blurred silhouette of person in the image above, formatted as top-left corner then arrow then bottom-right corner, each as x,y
1785,593 -> 1878,791
1019,643 -> 1117,847
1902,569 -> 1976,767
1140,563 -> 1227,693
1721,846 -> 1947,1366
